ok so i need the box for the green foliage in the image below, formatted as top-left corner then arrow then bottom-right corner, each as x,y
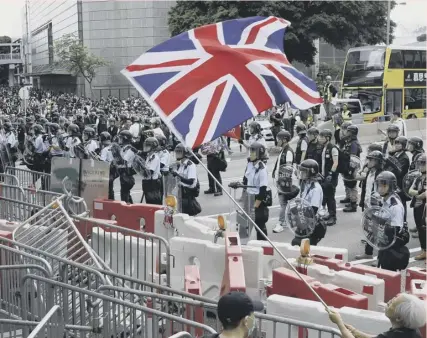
319,62 -> 344,81
53,33 -> 109,88
168,1 -> 395,66
417,34 -> 426,42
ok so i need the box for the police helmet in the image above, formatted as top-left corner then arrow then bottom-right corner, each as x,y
143,137 -> 159,153
408,136 -> 423,152
100,131 -> 112,145
67,124 -> 80,137
295,124 -> 307,136
277,130 -> 291,142
26,116 -> 34,124
3,122 -> 13,132
39,117 -> 48,126
132,115 -> 140,123
366,150 -> 384,169
325,75 -> 332,81
249,121 -> 261,135
32,124 -> 44,135
386,124 -> 399,139
17,117 -> 24,125
299,159 -> 319,180
341,121 -> 352,131
307,127 -> 319,137
175,143 -> 190,160
346,124 -> 359,137
319,129 -> 333,141
155,134 -> 168,149
83,127 -> 96,141
119,130 -> 133,144
249,142 -> 267,162
150,117 -> 161,129
375,171 -> 398,197
59,116 -> 67,125
49,123 -> 60,134
394,136 -> 407,150
415,153 -> 426,173
367,143 -> 383,154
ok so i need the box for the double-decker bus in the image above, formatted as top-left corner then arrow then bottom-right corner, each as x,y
341,43 -> 426,122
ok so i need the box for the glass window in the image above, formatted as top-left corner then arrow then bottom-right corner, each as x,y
389,50 -> 403,68
343,48 -> 385,86
403,50 -> 414,68
404,88 -> 426,110
341,88 -> 383,114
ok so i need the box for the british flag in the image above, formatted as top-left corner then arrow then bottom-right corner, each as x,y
122,16 -> 323,149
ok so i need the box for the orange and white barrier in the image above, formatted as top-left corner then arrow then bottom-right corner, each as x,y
184,265 -> 204,337
169,236 -> 262,300
221,232 -> 246,296
0,220 -> 19,232
267,268 -> 369,309
313,256 -> 400,302
288,259 -> 385,311
246,240 -> 348,280
406,267 -> 427,291
409,279 -> 427,300
93,199 -> 163,233
91,227 -> 157,281
265,294 -> 390,338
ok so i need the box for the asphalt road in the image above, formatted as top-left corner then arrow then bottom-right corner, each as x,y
113,139 -> 424,262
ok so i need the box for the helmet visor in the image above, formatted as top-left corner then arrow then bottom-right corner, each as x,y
388,130 -> 398,139
375,179 -> 390,196
175,149 -> 184,160
298,167 -> 310,180
143,144 -> 152,153
415,159 -> 426,172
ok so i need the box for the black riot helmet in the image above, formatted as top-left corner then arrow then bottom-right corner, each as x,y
346,124 -> 359,137
341,121 -> 352,131
143,137 -> 159,153
67,124 -> 80,137
277,130 -> 291,146
150,117 -> 161,129
39,117 -> 48,127
375,171 -> 398,197
318,129 -> 333,145
100,131 -> 112,145
367,143 -> 383,154
307,127 -> 319,141
32,124 -> 44,135
387,124 -> 399,140
174,143 -> 190,160
415,153 -> 426,173
17,117 -> 24,125
249,121 -> 261,135
366,150 -> 384,169
3,122 -> 13,132
249,142 -> 267,162
295,124 -> 307,136
118,130 -> 133,145
83,127 -> 96,141
155,134 -> 167,150
407,136 -> 423,153
49,123 -> 60,135
299,159 -> 319,180
394,136 -> 407,151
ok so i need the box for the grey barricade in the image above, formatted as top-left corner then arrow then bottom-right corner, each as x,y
5,166 -> 52,191
27,305 -> 65,338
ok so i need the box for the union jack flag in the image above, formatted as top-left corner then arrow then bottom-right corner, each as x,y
122,16 -> 322,149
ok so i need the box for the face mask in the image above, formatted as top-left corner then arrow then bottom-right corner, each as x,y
395,143 -> 403,152
388,131 -> 397,139
175,151 -> 183,160
143,145 -> 152,153
407,144 -> 414,152
249,151 -> 257,162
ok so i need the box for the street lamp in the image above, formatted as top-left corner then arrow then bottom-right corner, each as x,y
387,1 -> 407,46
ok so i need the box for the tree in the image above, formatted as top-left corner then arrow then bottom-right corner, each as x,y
53,33 -> 109,95
319,62 -> 344,81
168,1 -> 396,66
417,34 -> 426,42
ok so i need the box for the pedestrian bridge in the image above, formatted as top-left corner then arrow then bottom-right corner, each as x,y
0,43 -> 22,65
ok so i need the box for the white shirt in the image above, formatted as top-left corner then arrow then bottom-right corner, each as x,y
321,146 -> 339,176
143,153 -> 161,180
300,181 -> 323,211
100,145 -> 114,163
275,149 -> 294,168
34,135 -> 47,154
158,149 -> 170,172
129,123 -> 142,138
153,127 -> 165,138
393,119 -> 407,137
6,132 -> 17,148
300,139 -> 308,152
364,169 -> 376,208
177,158 -> 198,188
248,134 -> 266,148
50,136 -> 64,156
85,139 -> 99,153
121,147 -> 136,168
245,161 -> 269,195
383,194 -> 404,229
65,136 -> 81,158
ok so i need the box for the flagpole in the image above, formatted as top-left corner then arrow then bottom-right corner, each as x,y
187,148 -> 330,311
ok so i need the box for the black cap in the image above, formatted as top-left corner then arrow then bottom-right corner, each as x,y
218,292 -> 264,325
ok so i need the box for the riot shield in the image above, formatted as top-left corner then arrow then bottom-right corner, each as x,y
275,165 -> 298,194
361,206 -> 395,250
384,156 -> 402,176
228,183 -> 255,242
402,169 -> 422,199
163,171 -> 182,214
285,198 -> 317,238
342,155 -> 363,182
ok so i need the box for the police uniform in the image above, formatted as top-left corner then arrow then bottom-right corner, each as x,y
244,160 -> 270,240
33,134 -> 49,189
322,81 -> 337,119
65,136 -> 81,158
342,136 -> 362,211
85,139 -> 99,155
306,139 -> 323,165
247,134 -> 266,149
334,109 -> 351,144
119,145 -> 136,204
142,152 -> 162,205
295,136 -> 308,165
100,144 -> 115,199
176,158 -> 201,216
410,174 -> 426,253
49,136 -> 65,158
321,143 -> 339,222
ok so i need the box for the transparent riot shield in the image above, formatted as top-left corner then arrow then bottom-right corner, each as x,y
384,156 -> 402,176
361,206 -> 395,250
402,169 -> 422,199
228,182 -> 255,242
275,165 -> 297,194
342,155 -> 363,182
285,198 -> 318,238
162,172 -> 182,214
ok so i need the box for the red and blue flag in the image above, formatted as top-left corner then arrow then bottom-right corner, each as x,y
122,16 -> 323,148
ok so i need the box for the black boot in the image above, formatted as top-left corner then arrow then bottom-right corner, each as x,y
340,197 -> 350,204
343,202 -> 357,213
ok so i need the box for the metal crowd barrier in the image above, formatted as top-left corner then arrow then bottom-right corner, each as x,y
5,166 -> 51,191
27,305 -> 65,338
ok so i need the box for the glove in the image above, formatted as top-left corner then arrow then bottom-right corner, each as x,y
238,139 -> 244,145
229,181 -> 242,189
170,170 -> 178,177
370,192 -> 383,207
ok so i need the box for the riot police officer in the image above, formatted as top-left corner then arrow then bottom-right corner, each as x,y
341,125 -> 362,213
99,131 -> 115,200
32,124 -> 49,189
3,122 -> 18,164
170,143 -> 201,216
272,130 -> 295,233
355,150 -> 385,259
408,136 -> 424,171
141,137 -> 162,205
408,153 -> 426,260
294,124 -> 308,165
48,123 -> 65,158
373,171 -> 409,271
243,142 -> 271,240
382,124 -> 400,157
83,127 -> 99,157
118,130 -> 137,204
291,159 -> 325,246
306,127 -> 323,165
318,129 -> 338,225
156,134 -> 170,175
65,124 -> 82,158
240,121 -> 266,151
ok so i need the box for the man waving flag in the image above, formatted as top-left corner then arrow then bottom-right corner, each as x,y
122,16 -> 323,149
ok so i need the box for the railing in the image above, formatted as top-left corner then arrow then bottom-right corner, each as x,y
0,53 -> 22,61
27,305 -> 65,338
